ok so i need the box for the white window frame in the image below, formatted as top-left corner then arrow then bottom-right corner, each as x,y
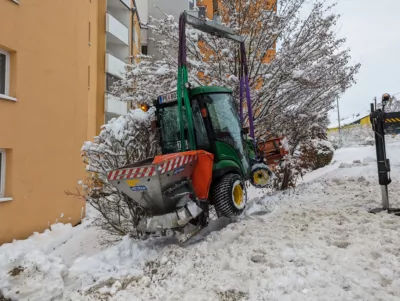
0,49 -> 10,97
0,149 -> 6,198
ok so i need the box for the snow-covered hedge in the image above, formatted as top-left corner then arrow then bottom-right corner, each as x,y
301,139 -> 334,170
77,108 -> 159,239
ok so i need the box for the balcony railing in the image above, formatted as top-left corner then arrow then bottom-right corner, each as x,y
106,12 -> 129,45
106,52 -> 126,79
105,94 -> 128,115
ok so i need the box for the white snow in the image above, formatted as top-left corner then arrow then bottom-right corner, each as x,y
292,69 -> 305,79
281,136 -> 290,152
1,140 -> 400,301
155,64 -> 170,75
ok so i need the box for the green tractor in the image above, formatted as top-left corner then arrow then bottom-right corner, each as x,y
108,11 -> 273,241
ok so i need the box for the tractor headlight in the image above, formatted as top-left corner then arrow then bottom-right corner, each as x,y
141,104 -> 149,112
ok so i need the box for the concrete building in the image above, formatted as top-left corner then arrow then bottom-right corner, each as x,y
136,0 -> 197,60
0,0 -> 142,244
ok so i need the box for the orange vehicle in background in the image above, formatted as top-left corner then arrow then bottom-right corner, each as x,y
257,136 -> 289,170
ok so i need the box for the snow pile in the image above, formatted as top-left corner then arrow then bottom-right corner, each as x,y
64,236 -> 158,291
0,207 -> 105,301
0,224 -> 75,300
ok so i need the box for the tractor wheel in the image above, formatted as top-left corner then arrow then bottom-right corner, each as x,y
211,174 -> 247,218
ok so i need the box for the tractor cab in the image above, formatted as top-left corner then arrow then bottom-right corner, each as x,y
155,86 -> 252,177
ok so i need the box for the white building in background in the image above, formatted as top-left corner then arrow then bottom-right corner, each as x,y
104,0 -> 142,123
135,0 -> 199,60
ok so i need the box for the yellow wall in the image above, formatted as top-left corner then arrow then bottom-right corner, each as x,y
0,0 -> 88,244
328,116 -> 371,132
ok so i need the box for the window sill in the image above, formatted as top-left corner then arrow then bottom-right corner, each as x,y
0,94 -> 17,102
0,197 -> 13,203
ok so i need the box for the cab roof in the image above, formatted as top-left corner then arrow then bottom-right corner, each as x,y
190,86 -> 232,97
155,86 -> 232,107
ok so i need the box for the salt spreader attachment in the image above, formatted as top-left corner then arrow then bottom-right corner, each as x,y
108,151 -> 214,233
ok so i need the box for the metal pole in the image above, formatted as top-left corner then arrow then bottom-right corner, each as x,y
336,97 -> 341,145
381,185 -> 389,210
337,97 -> 341,134
369,94 -> 399,215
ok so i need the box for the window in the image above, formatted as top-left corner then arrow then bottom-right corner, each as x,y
88,22 -> 91,44
192,99 -> 210,149
141,45 -> 148,55
205,93 -> 250,171
158,99 -> 210,153
189,0 -> 196,10
0,49 -> 10,96
0,149 -> 6,198
106,73 -> 120,92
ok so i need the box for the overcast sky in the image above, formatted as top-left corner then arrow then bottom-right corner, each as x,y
320,0 -> 400,126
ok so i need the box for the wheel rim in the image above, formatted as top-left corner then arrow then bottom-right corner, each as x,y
232,180 -> 245,209
252,169 -> 270,187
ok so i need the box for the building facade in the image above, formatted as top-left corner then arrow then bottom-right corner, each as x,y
136,0 -> 196,60
136,0 -> 276,64
90,0 -> 142,133
0,0 -> 142,244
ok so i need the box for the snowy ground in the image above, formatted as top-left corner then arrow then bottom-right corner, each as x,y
1,139 -> 400,301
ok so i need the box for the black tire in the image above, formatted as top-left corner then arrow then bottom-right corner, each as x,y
210,173 -> 247,218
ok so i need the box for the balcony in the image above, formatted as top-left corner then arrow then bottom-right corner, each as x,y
105,94 -> 129,116
107,0 -> 130,28
106,12 -> 129,46
106,52 -> 126,79
120,0 -> 130,8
